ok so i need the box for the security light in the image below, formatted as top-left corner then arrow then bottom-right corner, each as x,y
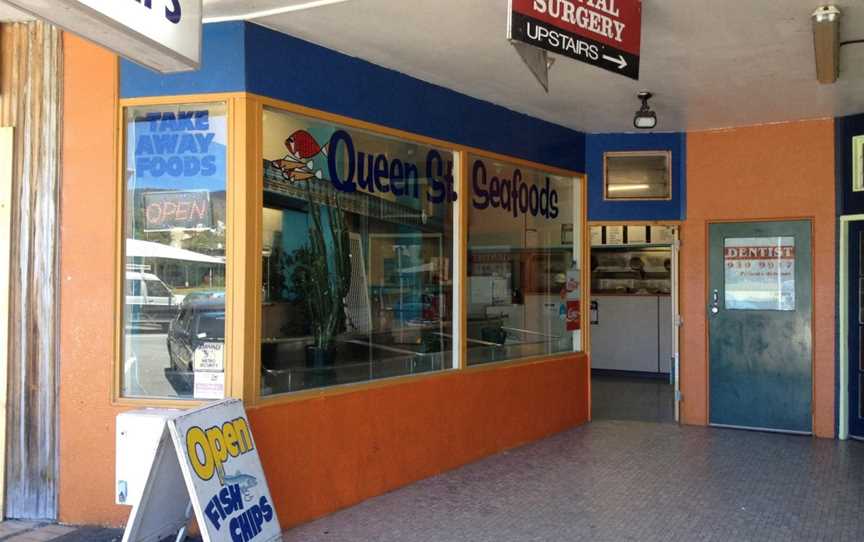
812,5 -> 842,84
633,91 -> 657,130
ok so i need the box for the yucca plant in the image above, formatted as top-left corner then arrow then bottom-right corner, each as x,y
289,182 -> 352,355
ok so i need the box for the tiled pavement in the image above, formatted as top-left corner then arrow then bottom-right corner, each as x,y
9,376 -> 864,541
591,372 -> 675,423
281,377 -> 864,541
0,522 -> 194,541
0,522 -> 126,542
283,420 -> 864,541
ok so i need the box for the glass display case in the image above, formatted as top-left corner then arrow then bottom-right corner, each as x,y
590,246 -> 671,295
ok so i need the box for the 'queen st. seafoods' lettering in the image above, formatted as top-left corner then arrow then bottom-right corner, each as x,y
326,130 -> 457,205
471,159 -> 560,219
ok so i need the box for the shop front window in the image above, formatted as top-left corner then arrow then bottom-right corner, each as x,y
604,151 -> 671,200
121,102 -> 228,400
261,107 -> 456,395
467,155 -> 582,365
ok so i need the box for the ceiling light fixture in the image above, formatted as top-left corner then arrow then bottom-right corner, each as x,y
203,0 -> 352,24
812,5 -> 842,84
608,184 -> 652,192
633,91 -> 657,130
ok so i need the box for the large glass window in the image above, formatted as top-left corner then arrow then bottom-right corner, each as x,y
467,155 -> 581,365
261,108 -> 456,395
122,102 -> 228,399
604,151 -> 671,200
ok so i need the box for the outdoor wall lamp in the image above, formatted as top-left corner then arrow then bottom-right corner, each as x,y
812,5 -> 842,84
633,91 -> 657,130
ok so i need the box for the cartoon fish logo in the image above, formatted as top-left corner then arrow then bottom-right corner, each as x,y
272,130 -> 328,183
286,130 -> 328,160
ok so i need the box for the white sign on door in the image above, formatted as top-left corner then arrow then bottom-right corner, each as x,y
123,399 -> 282,542
4,0 -> 202,73
724,237 -> 796,311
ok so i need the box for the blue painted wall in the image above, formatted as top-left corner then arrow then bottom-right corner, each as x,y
121,22 -> 246,97
121,23 -> 697,219
585,132 -> 686,221
836,113 -> 864,216
122,22 -> 585,173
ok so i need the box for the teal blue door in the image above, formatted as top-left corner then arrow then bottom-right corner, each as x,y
847,221 -> 864,438
708,220 -> 812,433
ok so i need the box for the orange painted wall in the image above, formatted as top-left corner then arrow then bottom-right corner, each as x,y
680,120 -> 836,437
57,35 -> 590,526
58,35 -> 130,525
250,355 -> 589,529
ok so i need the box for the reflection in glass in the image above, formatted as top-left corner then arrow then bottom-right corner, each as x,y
122,103 -> 228,399
604,152 -> 670,200
859,234 -> 864,324
260,107 -> 455,395
861,373 -> 864,419
466,155 -> 581,365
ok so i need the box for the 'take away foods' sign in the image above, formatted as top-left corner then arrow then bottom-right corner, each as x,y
508,0 -> 642,80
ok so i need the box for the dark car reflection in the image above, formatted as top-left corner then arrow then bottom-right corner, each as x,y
165,291 -> 225,395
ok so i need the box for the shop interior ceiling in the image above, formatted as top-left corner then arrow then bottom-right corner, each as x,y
2,1 -> 864,132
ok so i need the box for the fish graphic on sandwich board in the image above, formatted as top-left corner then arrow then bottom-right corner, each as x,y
224,472 -> 258,502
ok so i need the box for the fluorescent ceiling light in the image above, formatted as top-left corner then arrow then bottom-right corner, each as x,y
203,0 -> 351,23
608,184 -> 651,192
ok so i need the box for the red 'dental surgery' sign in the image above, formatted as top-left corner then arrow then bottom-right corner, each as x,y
509,0 -> 642,80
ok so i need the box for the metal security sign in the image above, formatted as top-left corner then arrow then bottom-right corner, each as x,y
508,0 -> 642,80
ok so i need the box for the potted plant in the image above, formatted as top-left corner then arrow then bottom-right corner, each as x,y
287,182 -> 352,371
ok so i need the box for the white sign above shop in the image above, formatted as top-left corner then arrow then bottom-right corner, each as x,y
4,0 -> 201,73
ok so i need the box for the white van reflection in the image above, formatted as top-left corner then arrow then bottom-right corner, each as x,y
125,271 -> 179,332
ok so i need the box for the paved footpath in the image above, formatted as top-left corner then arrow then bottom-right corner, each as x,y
0,521 -> 207,542
0,522 -> 121,542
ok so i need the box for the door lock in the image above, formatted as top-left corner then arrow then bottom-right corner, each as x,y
710,289 -> 720,315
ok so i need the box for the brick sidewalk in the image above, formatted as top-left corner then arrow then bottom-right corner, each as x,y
0,521 -> 206,542
0,522 -> 121,542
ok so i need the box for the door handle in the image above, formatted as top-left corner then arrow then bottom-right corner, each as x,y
710,289 -> 720,315
590,300 -> 599,325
